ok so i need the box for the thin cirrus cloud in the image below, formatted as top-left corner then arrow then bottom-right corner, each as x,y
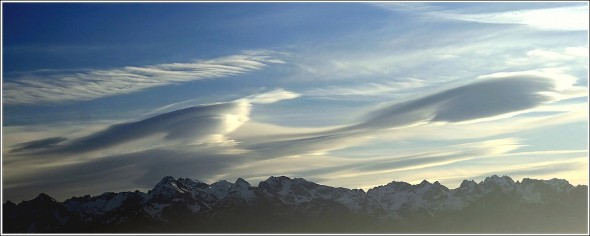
244,88 -> 301,104
372,3 -> 589,31
435,5 -> 589,31
352,138 -> 522,174
302,78 -> 427,100
2,50 -> 285,105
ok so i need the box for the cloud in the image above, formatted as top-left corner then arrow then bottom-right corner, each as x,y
234,69 -> 585,162
365,103 -> 588,143
8,101 -> 252,156
302,79 -> 426,100
353,138 -> 522,173
6,88 -> 298,155
222,69 -> 585,164
242,132 -> 374,159
233,69 -> 585,162
244,88 -> 301,104
343,69 -> 585,131
506,47 -> 589,68
6,88 -> 299,157
373,3 -> 589,31
2,50 -> 285,105
284,26 -> 578,87
9,137 -> 68,153
437,5 -> 589,31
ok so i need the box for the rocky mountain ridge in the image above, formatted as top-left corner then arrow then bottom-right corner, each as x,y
3,175 -> 587,233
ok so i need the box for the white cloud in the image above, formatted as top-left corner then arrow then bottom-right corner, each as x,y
244,88 -> 300,104
370,103 -> 588,143
6,100 -> 253,158
564,47 -> 589,57
2,50 -> 285,105
438,5 -> 589,31
232,69 -> 586,161
285,27 -> 585,88
341,69 -> 586,132
302,79 -> 426,99
507,47 -> 589,68
373,3 -> 589,31
330,138 -> 522,178
527,49 -> 573,61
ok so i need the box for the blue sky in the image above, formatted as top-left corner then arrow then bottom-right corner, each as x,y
2,2 -> 588,202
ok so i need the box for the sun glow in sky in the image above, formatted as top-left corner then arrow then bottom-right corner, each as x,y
2,2 -> 588,202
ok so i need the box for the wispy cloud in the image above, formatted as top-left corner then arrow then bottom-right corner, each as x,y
284,26 -> 585,89
244,88 -> 300,104
302,79 -> 427,100
437,5 -> 589,31
507,47 -> 589,67
373,3 -> 589,31
320,138 -> 523,179
2,50 -> 285,105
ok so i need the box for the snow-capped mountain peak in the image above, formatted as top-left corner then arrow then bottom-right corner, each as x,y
542,178 -> 571,192
231,178 -> 251,190
482,175 -> 515,192
205,180 -> 233,200
226,178 -> 255,201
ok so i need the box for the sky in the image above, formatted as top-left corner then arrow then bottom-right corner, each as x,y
1,2 -> 589,202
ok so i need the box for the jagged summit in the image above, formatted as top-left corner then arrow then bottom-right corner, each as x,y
419,179 -> 431,185
233,177 -> 251,187
483,174 -> 514,184
4,200 -> 17,206
160,176 -> 176,182
32,193 -> 58,203
459,179 -> 477,187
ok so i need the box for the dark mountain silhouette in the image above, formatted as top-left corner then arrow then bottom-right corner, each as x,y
3,175 -> 587,233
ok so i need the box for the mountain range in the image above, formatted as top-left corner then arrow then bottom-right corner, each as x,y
3,175 -> 588,233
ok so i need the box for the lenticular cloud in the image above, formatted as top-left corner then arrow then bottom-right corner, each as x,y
348,70 -> 585,131
9,89 -> 302,155
8,101 -> 251,155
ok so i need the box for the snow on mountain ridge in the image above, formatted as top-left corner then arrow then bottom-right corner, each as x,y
257,176 -> 366,210
482,175 -> 515,192
226,178 -> 256,202
55,175 -> 579,222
